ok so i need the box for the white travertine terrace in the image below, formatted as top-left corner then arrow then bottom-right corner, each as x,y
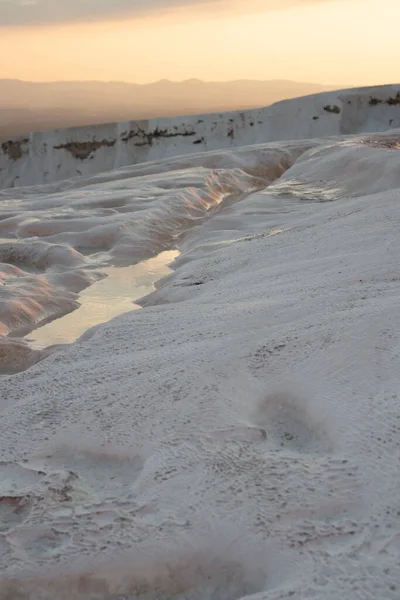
0,86 -> 400,599
1,84 -> 399,189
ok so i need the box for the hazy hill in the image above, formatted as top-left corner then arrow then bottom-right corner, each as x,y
0,78 -> 345,138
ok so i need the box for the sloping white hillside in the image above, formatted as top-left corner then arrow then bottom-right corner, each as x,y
0,130 -> 400,599
1,84 -> 399,189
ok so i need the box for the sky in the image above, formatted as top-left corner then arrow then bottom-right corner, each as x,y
0,0 -> 399,85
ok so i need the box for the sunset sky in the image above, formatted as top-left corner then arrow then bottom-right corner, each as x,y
0,0 -> 399,85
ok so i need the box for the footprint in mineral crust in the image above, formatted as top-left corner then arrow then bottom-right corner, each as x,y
0,533 -> 291,600
7,526 -> 71,559
254,392 -> 333,456
0,496 -> 33,533
0,463 -> 45,494
26,445 -> 145,503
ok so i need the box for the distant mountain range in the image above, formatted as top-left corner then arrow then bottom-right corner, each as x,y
0,78 -> 348,138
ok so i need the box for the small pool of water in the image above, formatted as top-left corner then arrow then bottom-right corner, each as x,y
25,250 -> 179,349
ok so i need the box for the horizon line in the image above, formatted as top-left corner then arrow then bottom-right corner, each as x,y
0,77 -> 354,87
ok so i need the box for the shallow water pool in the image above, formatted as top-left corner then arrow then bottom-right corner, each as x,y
24,250 -> 178,349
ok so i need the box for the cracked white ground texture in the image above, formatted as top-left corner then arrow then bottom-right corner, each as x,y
0,105 -> 400,597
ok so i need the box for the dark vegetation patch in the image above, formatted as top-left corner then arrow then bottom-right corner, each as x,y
323,105 -> 341,114
53,139 -> 116,160
1,138 -> 29,161
121,126 -> 196,146
369,92 -> 400,106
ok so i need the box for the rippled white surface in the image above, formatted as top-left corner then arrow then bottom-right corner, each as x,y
0,144 -> 296,372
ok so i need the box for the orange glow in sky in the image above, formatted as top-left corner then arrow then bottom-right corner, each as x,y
0,0 -> 399,85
